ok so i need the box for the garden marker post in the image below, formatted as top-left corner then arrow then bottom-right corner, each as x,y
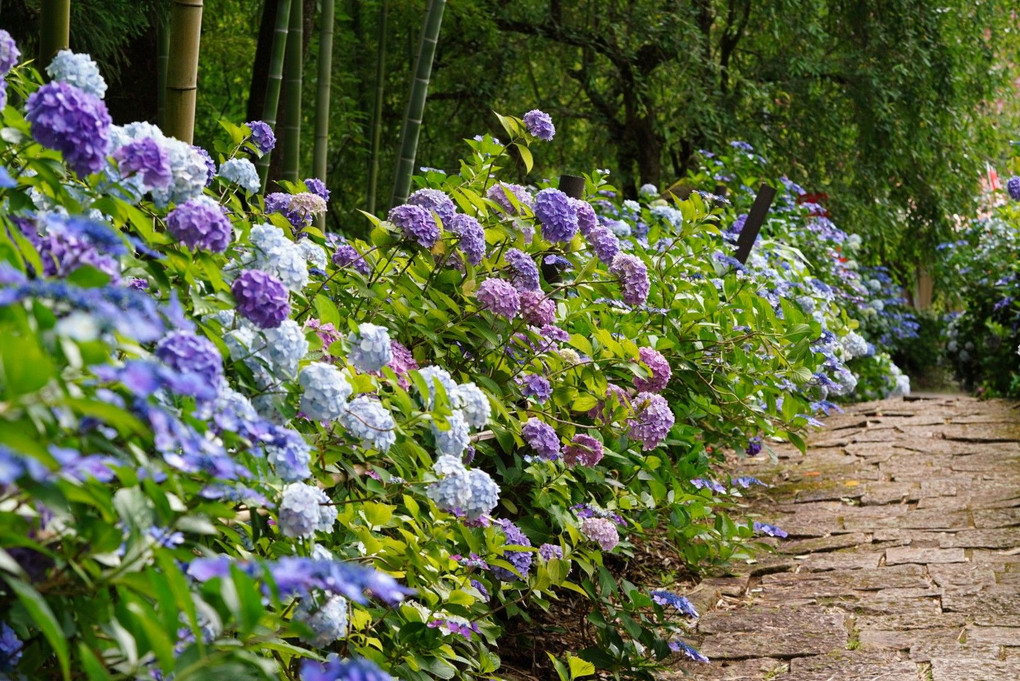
390,0 -> 447,208
257,0 -> 292,189
165,0 -> 204,144
38,0 -> 70,72
734,183 -> 776,265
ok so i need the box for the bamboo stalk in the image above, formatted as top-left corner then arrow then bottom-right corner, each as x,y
281,0 -> 303,183
165,0 -> 204,143
366,0 -> 388,215
390,0 -> 446,208
257,0 -> 291,188
38,0 -> 70,73
312,0 -> 335,229
156,8 -> 170,128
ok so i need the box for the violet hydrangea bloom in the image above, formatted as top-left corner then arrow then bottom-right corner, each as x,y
155,331 -> 224,391
192,144 -> 216,187
573,199 -> 598,236
519,290 -> 556,326
627,392 -> 674,450
609,253 -> 650,306
388,204 -> 439,248
586,224 -> 620,264
492,518 -> 533,581
0,30 -> 21,76
231,269 -> 290,328
1008,176 -> 1020,201
633,346 -> 671,393
533,188 -> 579,242
523,109 -> 555,141
518,374 -> 551,402
26,81 -> 111,177
562,434 -> 604,467
245,120 -> 276,154
385,340 -> 418,390
521,417 -> 559,460
651,590 -> 698,617
167,195 -> 233,252
300,657 -> 393,681
487,182 -> 533,215
332,241 -> 371,275
538,544 -> 563,561
581,517 -> 619,551
505,248 -> 540,291
476,278 -> 520,319
0,621 -> 23,671
304,177 -> 330,201
113,137 -> 171,190
447,213 -> 486,265
46,50 -> 107,98
407,188 -> 457,225
753,521 -> 788,538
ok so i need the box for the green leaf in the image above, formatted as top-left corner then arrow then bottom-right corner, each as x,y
7,578 -> 70,680
568,655 -> 596,679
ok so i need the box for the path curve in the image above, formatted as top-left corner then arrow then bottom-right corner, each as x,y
669,394 -> 1020,681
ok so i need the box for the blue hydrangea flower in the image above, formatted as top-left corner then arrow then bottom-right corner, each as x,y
533,188 -> 578,242
669,640 -> 709,663
46,50 -> 107,98
299,362 -> 353,421
246,120 -> 276,154
518,374 -> 551,402
26,81 -> 111,177
167,195 -> 233,252
151,134 -> 211,206
505,248 -> 540,291
651,590 -> 699,617
753,521 -> 788,538
453,382 -> 490,429
492,518 -> 533,581
262,319 -> 309,381
295,595 -> 348,647
300,656 -> 393,681
113,137 -> 171,190
432,410 -> 471,457
427,466 -> 499,520
155,330 -> 224,392
249,224 -> 309,292
388,204 -> 439,248
279,482 -> 336,539
448,213 -> 486,265
340,396 -> 396,452
218,158 -> 260,195
407,188 -> 457,225
416,366 -> 457,408
523,109 -> 555,141
297,239 -> 328,270
521,418 -> 559,460
232,269 -> 290,329
0,621 -> 23,672
0,30 -> 21,76
265,426 -> 312,481
348,323 -> 393,373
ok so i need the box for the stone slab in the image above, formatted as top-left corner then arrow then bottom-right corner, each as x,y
974,508 -> 1020,529
795,551 -> 883,571
965,626 -> 1020,646
884,547 -> 967,565
776,533 -> 872,555
930,658 -> 1020,681
911,640 -> 1004,662
927,562 -> 997,589
940,529 -> 1020,549
942,591 -> 1020,625
850,588 -> 942,616
856,612 -> 967,631
663,657 -> 787,680
761,565 -> 927,591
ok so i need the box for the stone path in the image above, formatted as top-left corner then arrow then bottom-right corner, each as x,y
668,394 -> 1020,680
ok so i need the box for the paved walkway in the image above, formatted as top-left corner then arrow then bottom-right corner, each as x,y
669,394 -> 1020,681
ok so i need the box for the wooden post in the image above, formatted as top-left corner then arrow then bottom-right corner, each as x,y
734,183 -> 776,265
165,0 -> 204,143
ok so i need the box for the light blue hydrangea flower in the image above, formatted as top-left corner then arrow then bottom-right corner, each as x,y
340,395 -> 396,452
295,595 -> 349,647
433,454 -> 467,477
266,427 -> 312,481
46,50 -> 107,98
248,224 -> 309,292
840,331 -> 870,359
299,362 -> 353,421
297,239 -> 328,269
217,157 -> 260,195
453,382 -> 490,430
432,409 -> 470,457
261,320 -> 309,381
278,482 -> 336,538
152,136 -> 210,208
348,323 -> 393,373
427,465 -> 499,519
417,366 -> 457,408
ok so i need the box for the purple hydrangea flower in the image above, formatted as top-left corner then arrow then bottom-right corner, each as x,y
610,253 -> 650,306
231,269 -> 290,328
753,521 -> 788,538
745,437 -> 763,456
669,640 -> 709,663
505,248 -> 540,291
518,373 -> 551,402
332,241 -> 371,275
519,290 -> 556,326
734,475 -> 766,488
521,417 -> 559,460
385,340 -> 418,390
447,213 -> 486,265
587,224 -> 620,264
562,434 -> 604,467
581,517 -> 619,550
166,195 -> 233,252
651,590 -> 699,617
192,144 -> 216,187
523,109 -> 555,141
304,177 -> 330,201
155,331 -> 224,391
407,188 -> 457,225
476,278 -> 520,319
573,199 -> 597,236
627,392 -> 674,450
300,657 -> 393,681
388,204 -> 439,248
1008,177 -> 1020,201
26,81 -> 111,177
114,137 -> 171,190
487,182 -> 533,215
246,120 -> 276,154
492,518 -> 533,581
0,30 -> 21,76
633,346 -> 671,393
533,188 -> 579,242
538,543 -> 563,561
0,621 -> 23,672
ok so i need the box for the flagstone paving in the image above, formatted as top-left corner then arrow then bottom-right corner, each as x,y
666,394 -> 1020,680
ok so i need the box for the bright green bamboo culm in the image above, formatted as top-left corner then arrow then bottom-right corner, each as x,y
281,0 -> 303,184
312,0 -> 335,229
165,0 -> 204,144
258,0 -> 291,189
38,0 -> 70,73
390,0 -> 446,208
366,0 -> 388,216
156,8 -> 170,129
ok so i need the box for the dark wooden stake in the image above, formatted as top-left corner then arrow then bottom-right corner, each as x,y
734,183 -> 776,265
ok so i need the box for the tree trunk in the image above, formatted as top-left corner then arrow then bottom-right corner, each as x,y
390,0 -> 446,208
38,0 -> 70,73
258,0 -> 291,188
281,0 -> 303,182
367,0 -> 388,216
165,0 -> 204,143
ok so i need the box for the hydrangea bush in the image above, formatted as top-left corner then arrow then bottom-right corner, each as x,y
0,43 -> 911,680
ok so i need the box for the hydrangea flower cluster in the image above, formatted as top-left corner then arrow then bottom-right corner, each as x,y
562,434 -> 604,467
476,278 -> 520,319
533,188 -> 578,242
753,521 -> 788,538
650,590 -> 698,617
0,29 -> 20,76
155,331 -> 224,393
264,426 -> 313,481
386,340 -> 418,390
278,483 -> 337,539
504,248 -> 540,291
538,544 -> 563,561
627,392 -> 674,450
487,182 -> 533,215
298,362 -> 353,421
46,50 -> 107,98
633,346 -> 671,393
840,331 -> 870,359
348,323 -> 394,373
610,254 -> 651,306
332,240 -> 371,275
246,120 -> 276,155
523,109 -> 555,141
388,204 -> 439,248
580,517 -> 619,551
248,224 -> 309,292
416,366 -> 458,408
26,81 -> 111,177
231,269 -> 290,328
113,137 -> 172,191
432,410 -> 471,457
300,656 -> 393,681
447,213 -> 486,266
519,290 -> 556,326
340,396 -> 397,452
452,382 -> 490,429
518,374 -> 551,402
167,196 -> 233,252
218,158 -> 261,195
586,223 -> 621,264
265,191 -> 328,229
426,454 -> 500,520
521,418 -> 559,460
491,518 -> 533,581
1008,176 -> 1020,201
407,188 -> 457,225
295,595 -> 348,647
304,177 -> 330,201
